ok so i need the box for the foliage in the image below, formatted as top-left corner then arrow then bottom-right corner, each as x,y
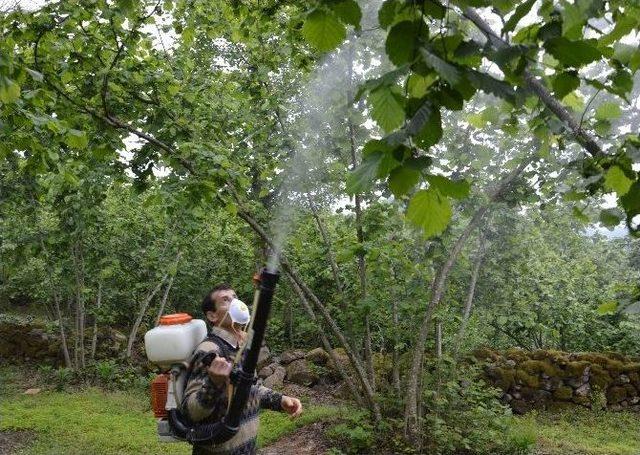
36,361 -> 153,393
301,0 -> 640,236
418,358 -> 532,455
325,409 -> 375,454
468,208 -> 640,354
2,0 -> 640,452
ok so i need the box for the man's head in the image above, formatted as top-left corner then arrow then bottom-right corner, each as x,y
202,283 -> 237,328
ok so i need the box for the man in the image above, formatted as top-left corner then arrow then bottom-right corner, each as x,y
182,283 -> 302,455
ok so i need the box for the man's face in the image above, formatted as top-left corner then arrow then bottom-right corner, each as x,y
206,288 -> 237,328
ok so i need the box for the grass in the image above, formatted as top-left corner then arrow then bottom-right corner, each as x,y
0,364 -> 344,455
2,366 -> 640,454
511,408 -> 640,455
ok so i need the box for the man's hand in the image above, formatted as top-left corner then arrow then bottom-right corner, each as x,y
281,396 -> 303,418
207,356 -> 232,387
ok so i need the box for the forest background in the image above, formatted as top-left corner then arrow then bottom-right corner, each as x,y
1,0 -> 640,453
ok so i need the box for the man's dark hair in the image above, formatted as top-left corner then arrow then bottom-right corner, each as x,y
201,283 -> 234,315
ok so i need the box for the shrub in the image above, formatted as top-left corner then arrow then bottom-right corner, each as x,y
419,359 -> 535,455
325,409 -> 375,454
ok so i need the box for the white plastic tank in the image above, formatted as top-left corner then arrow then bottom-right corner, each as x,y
144,313 -> 207,368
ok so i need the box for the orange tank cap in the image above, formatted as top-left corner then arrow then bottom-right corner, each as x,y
159,313 -> 192,325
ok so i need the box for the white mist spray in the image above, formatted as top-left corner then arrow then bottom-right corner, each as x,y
265,0 -> 386,273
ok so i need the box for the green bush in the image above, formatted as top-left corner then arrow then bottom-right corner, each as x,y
35,361 -> 153,392
325,409 -> 375,454
419,359 -> 535,455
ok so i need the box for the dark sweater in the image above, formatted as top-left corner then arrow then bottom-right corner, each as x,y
182,327 -> 283,455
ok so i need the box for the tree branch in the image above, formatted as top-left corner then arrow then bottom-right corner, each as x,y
462,7 -> 605,158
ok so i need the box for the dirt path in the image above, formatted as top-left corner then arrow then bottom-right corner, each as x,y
259,422 -> 332,455
0,430 -> 35,455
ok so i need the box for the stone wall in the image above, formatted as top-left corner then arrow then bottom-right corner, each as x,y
0,314 -> 62,363
0,313 -> 129,364
476,348 -> 640,413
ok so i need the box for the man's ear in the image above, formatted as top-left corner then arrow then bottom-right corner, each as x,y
205,310 -> 217,325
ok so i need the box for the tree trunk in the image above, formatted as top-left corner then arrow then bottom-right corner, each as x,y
286,272 -> 365,407
154,252 -> 182,326
126,254 -> 177,358
403,156 -> 534,446
452,233 -> 487,355
435,321 -> 442,358
344,39 -> 375,393
72,241 -> 86,369
90,281 -> 102,360
391,289 -> 401,396
307,196 -> 344,296
53,290 -> 72,368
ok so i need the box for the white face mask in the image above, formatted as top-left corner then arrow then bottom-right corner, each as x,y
228,298 -> 250,325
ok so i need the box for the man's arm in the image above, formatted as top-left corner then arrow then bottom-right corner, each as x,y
254,385 -> 303,417
181,344 -> 229,422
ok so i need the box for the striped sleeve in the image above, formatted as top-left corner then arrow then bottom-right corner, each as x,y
182,341 -> 229,422
255,385 -> 283,412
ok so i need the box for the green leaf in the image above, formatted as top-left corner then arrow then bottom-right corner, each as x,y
599,208 -> 623,228
481,106 -> 500,124
420,48 -> 461,85
424,0 -> 446,19
552,71 -> 579,98
378,0 -> 400,29
503,0 -> 536,34
415,106 -> 442,149
466,71 -> 515,103
467,113 -> 486,129
368,86 -> 405,133
333,0 -> 362,28
346,151 -> 383,194
612,43 -> 638,65
621,182 -> 640,220
562,92 -> 584,112
426,175 -> 470,199
407,73 -> 437,98
182,27 -> 194,45
386,21 -> 420,66
561,1 -> 585,39
63,171 -> 80,186
594,102 -> 622,121
452,0 -> 491,6
604,165 -> 633,196
65,129 -> 89,149
610,70 -> 633,100
302,9 -> 346,52
572,206 -> 589,223
406,189 -> 452,238
543,37 -> 602,67
600,15 -> 638,46
0,78 -> 20,103
562,190 -> 586,202
388,165 -> 420,197
597,301 -> 617,315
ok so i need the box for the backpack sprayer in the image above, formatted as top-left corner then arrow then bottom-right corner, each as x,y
144,268 -> 280,444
